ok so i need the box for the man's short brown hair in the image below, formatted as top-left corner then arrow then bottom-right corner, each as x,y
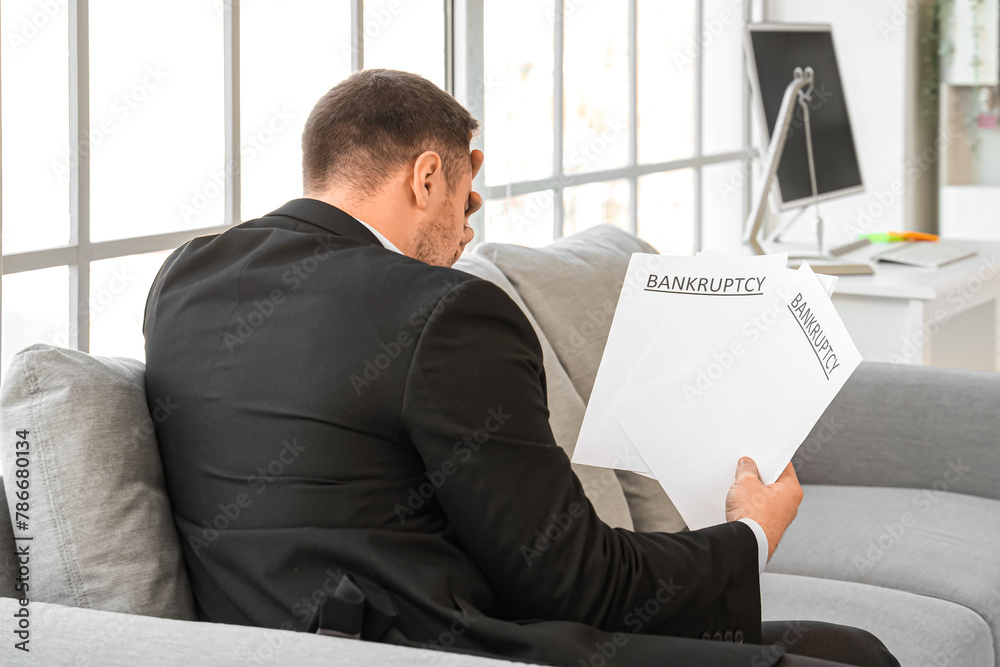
302,69 -> 480,195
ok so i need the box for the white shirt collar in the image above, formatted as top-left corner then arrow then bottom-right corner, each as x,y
355,218 -> 403,255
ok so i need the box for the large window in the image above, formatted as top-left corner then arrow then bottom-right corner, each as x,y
482,0 -> 753,253
0,0 -> 753,379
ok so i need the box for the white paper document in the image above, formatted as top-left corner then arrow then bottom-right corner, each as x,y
574,252 -> 788,474
573,253 -> 862,530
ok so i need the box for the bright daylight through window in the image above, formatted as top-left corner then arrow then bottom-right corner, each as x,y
0,0 -> 752,378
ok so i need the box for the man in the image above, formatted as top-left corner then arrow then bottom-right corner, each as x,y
144,70 -> 897,666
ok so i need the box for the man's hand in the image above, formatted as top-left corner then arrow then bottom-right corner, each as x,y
725,457 -> 803,563
460,149 -> 484,250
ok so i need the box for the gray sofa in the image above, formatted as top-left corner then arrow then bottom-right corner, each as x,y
1,224 -> 998,666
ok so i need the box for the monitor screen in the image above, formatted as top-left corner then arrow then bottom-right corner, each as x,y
747,25 -> 863,208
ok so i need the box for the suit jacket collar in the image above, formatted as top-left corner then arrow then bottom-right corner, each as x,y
266,198 -> 382,247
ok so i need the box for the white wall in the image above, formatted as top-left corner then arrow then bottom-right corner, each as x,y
762,0 -> 935,244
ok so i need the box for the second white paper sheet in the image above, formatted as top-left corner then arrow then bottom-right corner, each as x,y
573,252 -> 788,474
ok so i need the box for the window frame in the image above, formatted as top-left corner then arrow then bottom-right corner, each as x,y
480,0 -> 755,246
0,0 -> 757,367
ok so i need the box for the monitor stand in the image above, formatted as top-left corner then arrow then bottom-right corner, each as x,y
743,67 -> 874,277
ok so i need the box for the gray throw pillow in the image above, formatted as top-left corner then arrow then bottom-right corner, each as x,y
474,225 -> 687,533
454,254 -> 633,530
0,345 -> 196,619
0,477 -> 18,598
473,224 -> 656,402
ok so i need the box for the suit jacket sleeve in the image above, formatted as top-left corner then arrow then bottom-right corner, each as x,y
400,277 -> 763,642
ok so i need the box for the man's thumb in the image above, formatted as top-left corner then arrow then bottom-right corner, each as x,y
735,457 -> 760,481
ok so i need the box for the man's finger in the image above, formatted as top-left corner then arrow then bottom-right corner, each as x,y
775,461 -> 799,485
471,149 -> 484,178
734,456 -> 760,482
466,191 -> 483,217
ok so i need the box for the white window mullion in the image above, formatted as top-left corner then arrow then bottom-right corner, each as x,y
742,0 -> 755,223
2,224 -> 233,276
444,0 -> 455,95
746,0 -> 765,222
553,0 -> 565,239
452,0 -> 485,243
351,0 -> 364,71
69,0 -> 91,353
627,0 -> 638,235
224,0 -> 241,227
0,39 -> 4,366
693,0 -> 705,252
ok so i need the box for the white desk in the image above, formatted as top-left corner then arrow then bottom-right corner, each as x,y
828,240 -> 1000,371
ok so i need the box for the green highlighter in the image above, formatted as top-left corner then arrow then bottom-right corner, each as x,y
860,232 -> 905,243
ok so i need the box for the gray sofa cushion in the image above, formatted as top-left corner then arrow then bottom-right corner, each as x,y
475,225 -> 687,533
0,345 -> 195,620
0,477 -> 17,598
454,253 -> 633,529
768,484 -> 1000,658
0,597 -> 518,666
762,572 -> 994,667
474,224 -> 656,404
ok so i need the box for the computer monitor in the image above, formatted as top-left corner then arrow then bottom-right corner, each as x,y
745,24 -> 864,211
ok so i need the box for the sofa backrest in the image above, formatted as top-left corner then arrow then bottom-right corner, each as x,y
453,252 -> 634,529
470,225 -> 688,533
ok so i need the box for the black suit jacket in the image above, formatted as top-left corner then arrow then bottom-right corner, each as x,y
143,199 -> 779,665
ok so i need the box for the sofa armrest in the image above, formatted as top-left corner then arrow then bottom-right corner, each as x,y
793,362 -> 1000,500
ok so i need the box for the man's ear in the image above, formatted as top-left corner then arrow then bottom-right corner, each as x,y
410,151 -> 444,210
